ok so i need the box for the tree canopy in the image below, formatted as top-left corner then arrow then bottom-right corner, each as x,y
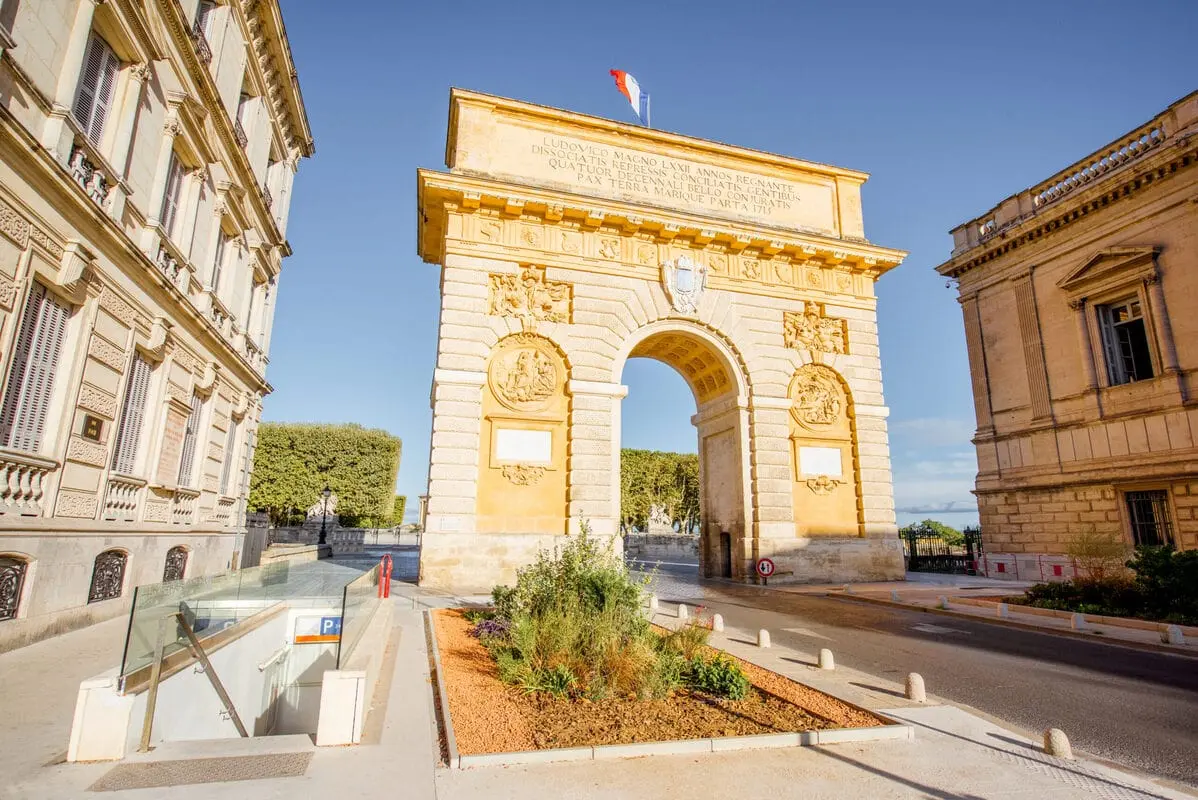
249,423 -> 402,527
620,449 -> 700,533
900,518 -> 964,547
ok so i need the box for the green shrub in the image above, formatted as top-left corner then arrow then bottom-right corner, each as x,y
1128,546 -> 1198,622
687,655 -> 749,700
661,621 -> 710,660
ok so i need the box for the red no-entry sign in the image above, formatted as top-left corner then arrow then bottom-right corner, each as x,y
756,558 -> 775,578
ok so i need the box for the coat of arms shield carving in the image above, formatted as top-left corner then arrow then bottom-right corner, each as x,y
662,255 -> 707,315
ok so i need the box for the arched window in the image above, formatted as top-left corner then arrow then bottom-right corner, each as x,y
163,546 -> 188,582
1,555 -> 29,621
88,550 -> 127,603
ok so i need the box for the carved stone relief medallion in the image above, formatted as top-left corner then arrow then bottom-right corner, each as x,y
662,255 -> 707,315
790,364 -> 845,429
598,238 -> 619,259
489,335 -> 560,412
783,301 -> 848,355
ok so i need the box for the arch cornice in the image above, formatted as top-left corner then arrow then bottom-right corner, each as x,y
418,171 -> 905,295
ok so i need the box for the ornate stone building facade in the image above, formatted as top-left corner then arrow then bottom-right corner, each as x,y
937,92 -> 1198,578
0,0 -> 311,650
417,91 -> 907,591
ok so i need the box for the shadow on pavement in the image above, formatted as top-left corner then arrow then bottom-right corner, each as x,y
810,746 -> 989,800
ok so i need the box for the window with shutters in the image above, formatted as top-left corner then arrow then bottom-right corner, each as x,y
220,418 -> 238,495
160,152 -> 185,239
0,283 -> 71,454
1097,298 -> 1155,386
111,354 -> 152,475
177,392 -> 204,487
72,33 -> 121,145
195,0 -> 216,35
211,228 -> 227,292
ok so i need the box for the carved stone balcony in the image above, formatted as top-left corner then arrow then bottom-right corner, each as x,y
0,448 -> 57,517
154,240 -> 197,297
171,488 -> 199,525
103,474 -> 145,522
209,496 -> 236,526
190,23 -> 212,65
68,145 -> 111,210
233,118 -> 248,148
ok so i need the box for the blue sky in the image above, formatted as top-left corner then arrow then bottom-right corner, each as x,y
265,0 -> 1198,527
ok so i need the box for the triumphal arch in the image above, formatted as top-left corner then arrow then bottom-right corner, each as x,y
416,90 -> 908,590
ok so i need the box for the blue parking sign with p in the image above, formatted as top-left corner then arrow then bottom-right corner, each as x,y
321,617 -> 342,636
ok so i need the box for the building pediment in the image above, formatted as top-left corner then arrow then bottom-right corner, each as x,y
1057,246 -> 1159,299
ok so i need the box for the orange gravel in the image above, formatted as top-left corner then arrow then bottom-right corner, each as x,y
432,608 -> 536,754
432,609 -> 884,755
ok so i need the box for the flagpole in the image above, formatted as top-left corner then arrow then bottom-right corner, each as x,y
646,94 -> 651,129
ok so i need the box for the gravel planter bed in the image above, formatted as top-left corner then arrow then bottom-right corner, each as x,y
430,608 -> 895,762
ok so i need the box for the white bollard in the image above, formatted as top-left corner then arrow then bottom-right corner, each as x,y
677,603 -> 688,620
1161,625 -> 1184,645
712,613 -> 724,632
818,648 -> 835,670
890,590 -> 901,602
938,595 -> 950,609
1069,613 -> 1087,631
997,603 -> 1010,618
758,629 -> 771,648
1043,728 -> 1073,759
648,594 -> 659,613
905,672 -> 926,703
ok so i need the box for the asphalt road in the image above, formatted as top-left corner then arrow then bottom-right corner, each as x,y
639,562 -> 1198,789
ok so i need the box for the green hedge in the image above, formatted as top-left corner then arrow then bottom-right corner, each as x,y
249,423 -> 401,527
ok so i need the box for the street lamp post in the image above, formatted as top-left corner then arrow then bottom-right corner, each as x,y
319,484 -> 331,546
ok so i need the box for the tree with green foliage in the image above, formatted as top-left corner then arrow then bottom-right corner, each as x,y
619,449 -> 700,533
393,495 -> 407,526
249,423 -> 401,527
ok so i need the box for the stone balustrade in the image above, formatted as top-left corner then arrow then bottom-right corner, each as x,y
210,496 -> 236,526
0,449 -> 56,517
102,475 -> 145,522
171,488 -> 199,525
68,144 -> 111,210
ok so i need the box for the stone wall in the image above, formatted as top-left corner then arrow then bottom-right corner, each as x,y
624,533 -> 699,563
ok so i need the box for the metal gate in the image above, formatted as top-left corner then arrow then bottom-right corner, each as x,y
902,525 -> 982,574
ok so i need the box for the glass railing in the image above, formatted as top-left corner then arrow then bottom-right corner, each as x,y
119,559 -> 369,678
337,564 -> 381,668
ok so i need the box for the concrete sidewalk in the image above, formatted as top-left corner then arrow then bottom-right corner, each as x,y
4,593 -> 1196,799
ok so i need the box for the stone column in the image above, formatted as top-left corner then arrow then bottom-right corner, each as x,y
854,403 -> 897,537
566,379 -> 626,537
178,167 -> 207,263
747,395 -> 794,573
111,63 -> 148,179
1145,276 -> 1179,375
140,113 -> 183,256
40,0 -> 101,163
960,293 -> 995,432
199,196 -> 228,290
425,368 -> 485,535
1070,299 -> 1099,391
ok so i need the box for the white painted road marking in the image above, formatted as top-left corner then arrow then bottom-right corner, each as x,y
912,623 -> 970,635
783,627 -> 832,640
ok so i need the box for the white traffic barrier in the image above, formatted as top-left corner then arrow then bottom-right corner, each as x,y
997,603 -> 1010,618
677,603 -> 688,620
712,613 -> 724,632
1162,625 -> 1184,645
905,672 -> 926,703
1043,728 -> 1073,759
648,594 -> 659,613
757,629 -> 771,648
1069,613 -> 1087,631
938,595 -> 950,609
818,648 -> 835,670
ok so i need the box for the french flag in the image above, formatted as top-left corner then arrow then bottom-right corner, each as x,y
610,69 -> 650,126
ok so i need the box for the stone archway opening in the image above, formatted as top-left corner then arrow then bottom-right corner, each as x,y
615,325 -> 749,582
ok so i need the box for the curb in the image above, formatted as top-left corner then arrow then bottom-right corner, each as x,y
827,594 -> 1198,659
455,724 -> 914,768
423,609 -> 460,768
